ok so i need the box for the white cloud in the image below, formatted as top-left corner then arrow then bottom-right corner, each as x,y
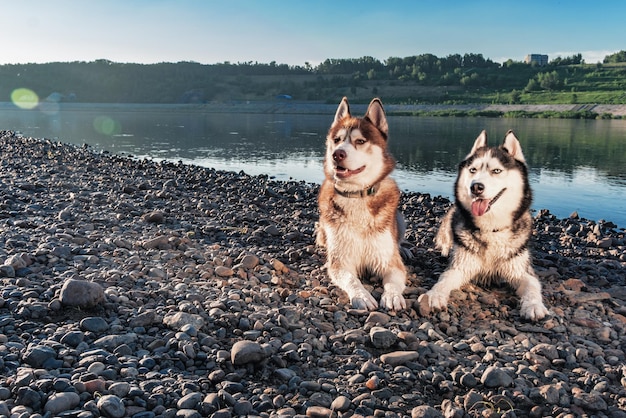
550,50 -> 618,64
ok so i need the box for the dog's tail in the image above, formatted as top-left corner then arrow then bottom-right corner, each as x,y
434,206 -> 455,257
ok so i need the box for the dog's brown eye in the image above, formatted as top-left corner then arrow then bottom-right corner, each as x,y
469,167 -> 477,174
333,137 -> 341,144
355,139 -> 366,145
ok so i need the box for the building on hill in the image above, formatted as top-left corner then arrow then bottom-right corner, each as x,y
525,54 -> 549,66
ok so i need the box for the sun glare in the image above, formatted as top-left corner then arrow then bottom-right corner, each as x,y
93,115 -> 121,136
11,88 -> 39,110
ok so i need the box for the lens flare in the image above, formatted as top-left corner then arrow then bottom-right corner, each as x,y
93,116 -> 121,136
11,88 -> 39,109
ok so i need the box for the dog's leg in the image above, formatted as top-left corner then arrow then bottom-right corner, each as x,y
380,259 -> 407,311
330,268 -> 378,311
514,270 -> 548,321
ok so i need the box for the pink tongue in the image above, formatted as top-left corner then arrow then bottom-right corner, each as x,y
471,199 -> 490,216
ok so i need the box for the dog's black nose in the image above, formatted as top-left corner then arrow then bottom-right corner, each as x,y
471,182 -> 484,195
333,149 -> 347,162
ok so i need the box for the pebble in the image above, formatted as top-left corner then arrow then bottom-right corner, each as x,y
0,131 -> 624,417
97,394 -> 126,418
80,316 -> 109,332
44,392 -> 81,415
58,278 -> 105,307
481,366 -> 514,388
369,326 -> 397,348
230,340 -> 266,365
380,350 -> 420,366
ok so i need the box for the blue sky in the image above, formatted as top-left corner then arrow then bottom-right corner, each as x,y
3,0 -> 625,66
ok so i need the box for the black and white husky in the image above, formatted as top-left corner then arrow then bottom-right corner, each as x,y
420,130 -> 548,321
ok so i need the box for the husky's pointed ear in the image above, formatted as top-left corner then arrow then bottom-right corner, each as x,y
365,98 -> 388,138
502,130 -> 526,163
332,97 -> 351,126
467,130 -> 488,158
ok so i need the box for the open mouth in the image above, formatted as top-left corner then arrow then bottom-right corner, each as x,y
471,188 -> 506,216
335,165 -> 365,179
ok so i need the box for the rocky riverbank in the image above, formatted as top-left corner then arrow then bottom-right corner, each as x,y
0,130 -> 625,418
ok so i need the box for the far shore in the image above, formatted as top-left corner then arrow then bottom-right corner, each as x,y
3,101 -> 626,118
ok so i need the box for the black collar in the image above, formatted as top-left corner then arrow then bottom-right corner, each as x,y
334,184 -> 378,198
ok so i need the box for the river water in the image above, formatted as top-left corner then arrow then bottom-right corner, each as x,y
2,103 -> 625,228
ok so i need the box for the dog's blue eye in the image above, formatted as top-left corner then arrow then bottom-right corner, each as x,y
469,167 -> 477,173
492,168 -> 502,174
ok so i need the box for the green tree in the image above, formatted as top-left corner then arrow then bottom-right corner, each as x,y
603,50 -> 626,63
509,89 -> 521,104
538,71 -> 561,90
524,78 -> 540,92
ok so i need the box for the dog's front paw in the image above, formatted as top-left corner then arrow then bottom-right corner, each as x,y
520,301 -> 548,321
350,290 -> 378,311
417,291 -> 449,317
380,291 -> 406,311
424,289 -> 449,311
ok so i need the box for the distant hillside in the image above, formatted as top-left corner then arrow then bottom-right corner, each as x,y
2,53 -> 625,107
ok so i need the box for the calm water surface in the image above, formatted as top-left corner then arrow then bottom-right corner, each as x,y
2,103 -> 625,228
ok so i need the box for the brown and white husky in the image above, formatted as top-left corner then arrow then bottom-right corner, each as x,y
420,130 -> 549,321
316,97 -> 407,311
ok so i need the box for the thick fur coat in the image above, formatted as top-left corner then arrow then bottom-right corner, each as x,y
316,97 -> 407,311
420,130 -> 548,321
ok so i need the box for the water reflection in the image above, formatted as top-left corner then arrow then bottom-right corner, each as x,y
1,104 -> 624,228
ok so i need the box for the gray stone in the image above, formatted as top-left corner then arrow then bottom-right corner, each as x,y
59,278 -> 105,308
44,392 -> 81,415
369,326 -> 397,348
108,382 -> 131,398
97,394 -> 126,418
80,316 -> 109,333
481,366 -> 513,388
93,333 -> 138,350
163,312 -> 205,330
177,392 -> 203,409
22,345 -> 56,368
231,340 -> 266,365
60,330 -> 85,347
411,405 -> 443,418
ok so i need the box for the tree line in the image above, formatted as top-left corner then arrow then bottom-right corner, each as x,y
2,50 -> 625,104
